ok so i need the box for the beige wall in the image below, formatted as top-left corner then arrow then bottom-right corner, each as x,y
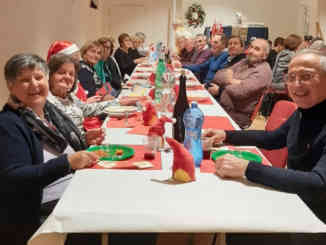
182,0 -> 318,41
0,0 -> 109,107
319,0 -> 326,38
0,0 -> 324,107
106,0 -> 172,46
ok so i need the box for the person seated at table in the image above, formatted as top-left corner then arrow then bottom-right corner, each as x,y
178,36 -> 196,65
47,40 -> 105,104
203,48 -> 326,245
180,34 -> 212,66
130,34 -> 147,59
204,35 -> 245,90
79,40 -> 114,100
97,37 -> 124,96
183,33 -> 229,83
47,54 -> 137,136
135,32 -> 152,56
175,35 -> 187,54
0,53 -> 102,245
266,37 -> 285,69
260,34 -> 303,117
208,38 -> 272,128
225,35 -> 246,67
114,33 -> 147,79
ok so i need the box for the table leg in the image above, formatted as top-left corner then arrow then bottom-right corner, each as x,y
192,233 -> 226,245
102,233 -> 109,245
213,233 -> 226,245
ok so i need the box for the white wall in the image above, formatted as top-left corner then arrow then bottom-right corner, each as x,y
181,0 -> 318,41
0,0 -> 109,107
106,0 -> 172,46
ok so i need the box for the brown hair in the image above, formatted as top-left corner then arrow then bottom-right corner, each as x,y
97,37 -> 115,56
48,53 -> 80,92
284,34 -> 303,51
118,33 -> 130,47
80,40 -> 102,57
228,35 -> 244,47
274,37 -> 285,47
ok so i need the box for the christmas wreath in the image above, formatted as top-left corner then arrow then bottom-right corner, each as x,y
185,3 -> 206,28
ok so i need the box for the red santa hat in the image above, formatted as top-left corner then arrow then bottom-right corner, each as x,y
47,40 -> 79,63
166,137 -> 196,182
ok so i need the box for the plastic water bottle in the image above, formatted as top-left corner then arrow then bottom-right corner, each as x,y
183,102 -> 204,167
154,52 -> 166,103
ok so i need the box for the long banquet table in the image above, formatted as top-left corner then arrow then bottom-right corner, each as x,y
28,64 -> 326,245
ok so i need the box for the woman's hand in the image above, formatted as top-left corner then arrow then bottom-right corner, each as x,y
86,95 -> 102,103
215,154 -> 249,178
68,151 -> 99,170
119,97 -> 138,106
85,128 -> 105,146
101,94 -> 115,101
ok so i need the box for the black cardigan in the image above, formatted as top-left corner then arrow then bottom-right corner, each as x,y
114,48 -> 137,78
0,105 -> 71,227
225,99 -> 326,223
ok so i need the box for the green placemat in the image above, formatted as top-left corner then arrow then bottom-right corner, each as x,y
211,150 -> 262,163
87,145 -> 134,161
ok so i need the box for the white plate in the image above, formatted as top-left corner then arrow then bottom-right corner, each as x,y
104,106 -> 137,118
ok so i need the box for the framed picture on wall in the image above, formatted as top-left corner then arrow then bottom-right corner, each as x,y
90,0 -> 99,9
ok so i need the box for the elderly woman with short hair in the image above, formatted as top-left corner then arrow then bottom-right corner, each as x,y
0,54 -> 101,244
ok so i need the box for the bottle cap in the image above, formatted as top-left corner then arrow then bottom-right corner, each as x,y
191,101 -> 198,107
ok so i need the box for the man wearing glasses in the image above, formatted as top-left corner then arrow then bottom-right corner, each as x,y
203,49 -> 326,244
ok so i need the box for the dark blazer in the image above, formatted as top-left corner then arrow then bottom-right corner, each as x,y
0,105 -> 71,240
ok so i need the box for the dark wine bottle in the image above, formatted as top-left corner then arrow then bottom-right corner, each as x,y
173,70 -> 189,143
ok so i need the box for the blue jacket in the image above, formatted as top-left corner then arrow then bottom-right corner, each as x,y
0,105 -> 71,226
184,51 -> 229,83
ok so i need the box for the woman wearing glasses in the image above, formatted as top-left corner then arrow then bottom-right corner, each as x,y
204,48 -> 326,244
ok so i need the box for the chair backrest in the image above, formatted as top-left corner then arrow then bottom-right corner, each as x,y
261,100 -> 298,168
250,92 -> 265,121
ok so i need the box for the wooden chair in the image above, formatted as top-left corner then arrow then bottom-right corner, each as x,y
260,100 -> 297,168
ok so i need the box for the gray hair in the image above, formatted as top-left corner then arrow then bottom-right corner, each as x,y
294,48 -> 326,73
259,38 -> 270,56
4,53 -> 49,83
135,32 -> 146,41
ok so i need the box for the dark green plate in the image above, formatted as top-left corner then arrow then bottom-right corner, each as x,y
87,145 -> 134,161
211,150 -> 262,163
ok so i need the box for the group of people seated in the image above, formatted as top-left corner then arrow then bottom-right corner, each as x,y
1,28 -> 326,245
173,31 -> 326,129
0,32 -> 155,245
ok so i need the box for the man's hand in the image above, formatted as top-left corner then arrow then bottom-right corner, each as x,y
223,69 -> 234,84
207,83 -> 220,96
230,79 -> 242,85
202,129 -> 226,145
215,154 -> 249,178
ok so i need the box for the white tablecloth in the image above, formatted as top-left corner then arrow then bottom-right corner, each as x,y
28,65 -> 326,245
